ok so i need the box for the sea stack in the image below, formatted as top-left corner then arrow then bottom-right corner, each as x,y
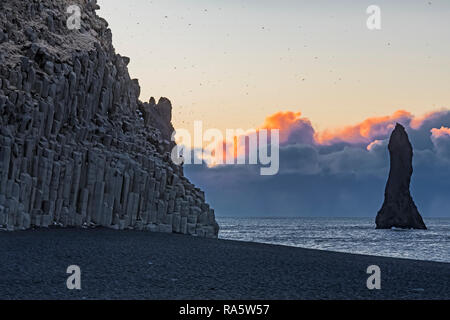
376,123 -> 427,229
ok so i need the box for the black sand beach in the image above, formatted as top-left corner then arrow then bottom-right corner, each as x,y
0,229 -> 448,300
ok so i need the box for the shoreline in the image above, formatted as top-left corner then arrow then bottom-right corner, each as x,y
217,216 -> 450,264
0,228 -> 448,299
217,236 -> 450,264
217,238 -> 450,264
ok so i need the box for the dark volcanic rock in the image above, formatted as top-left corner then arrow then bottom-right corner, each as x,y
0,0 -> 219,237
376,123 -> 427,229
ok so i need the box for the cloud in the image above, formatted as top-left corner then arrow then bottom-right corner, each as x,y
431,126 -> 450,138
408,110 -> 450,150
319,145 -> 387,176
410,110 -> 450,130
260,111 -> 315,145
183,108 -> 450,218
366,139 -> 386,151
278,144 -> 320,175
184,109 -> 450,167
430,126 -> 450,160
314,110 -> 412,146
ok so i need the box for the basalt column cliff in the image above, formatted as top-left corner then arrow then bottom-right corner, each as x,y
0,0 -> 219,237
376,123 -> 427,230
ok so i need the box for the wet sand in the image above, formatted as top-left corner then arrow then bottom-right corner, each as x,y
0,228 -> 448,299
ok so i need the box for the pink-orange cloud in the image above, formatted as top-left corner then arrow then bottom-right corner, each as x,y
314,110 -> 412,145
260,111 -> 303,130
205,111 -> 314,164
431,126 -> 450,138
259,111 -> 315,145
197,108 -> 450,166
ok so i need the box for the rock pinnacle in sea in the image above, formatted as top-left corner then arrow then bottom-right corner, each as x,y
376,123 -> 427,229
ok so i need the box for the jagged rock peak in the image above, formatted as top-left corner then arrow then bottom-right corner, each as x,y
376,123 -> 427,230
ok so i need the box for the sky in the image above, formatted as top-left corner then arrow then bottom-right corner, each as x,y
97,0 -> 450,217
98,0 -> 450,133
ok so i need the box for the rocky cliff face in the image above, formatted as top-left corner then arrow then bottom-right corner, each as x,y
0,0 -> 219,237
376,123 -> 426,230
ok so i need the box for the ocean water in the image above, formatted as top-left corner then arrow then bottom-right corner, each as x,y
217,217 -> 450,263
